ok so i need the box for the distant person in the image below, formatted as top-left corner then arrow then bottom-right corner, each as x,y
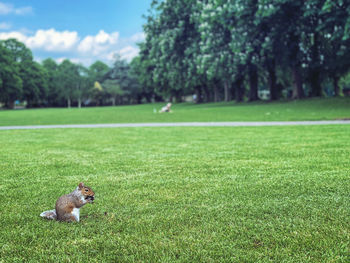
193,94 -> 197,102
160,103 -> 172,113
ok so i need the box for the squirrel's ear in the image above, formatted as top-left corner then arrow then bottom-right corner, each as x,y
78,182 -> 84,189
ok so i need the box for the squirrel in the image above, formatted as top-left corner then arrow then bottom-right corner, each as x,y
40,182 -> 95,222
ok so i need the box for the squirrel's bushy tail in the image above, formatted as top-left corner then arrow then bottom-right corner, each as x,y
40,209 -> 57,220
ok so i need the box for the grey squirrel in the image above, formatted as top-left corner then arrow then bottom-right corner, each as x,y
40,182 -> 95,222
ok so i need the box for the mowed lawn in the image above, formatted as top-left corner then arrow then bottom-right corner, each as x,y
0,97 -> 350,126
1,125 -> 350,262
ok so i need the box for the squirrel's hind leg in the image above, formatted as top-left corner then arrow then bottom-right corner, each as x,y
40,209 -> 57,220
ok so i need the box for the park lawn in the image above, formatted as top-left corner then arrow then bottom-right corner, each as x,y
0,97 -> 349,126
0,125 -> 350,262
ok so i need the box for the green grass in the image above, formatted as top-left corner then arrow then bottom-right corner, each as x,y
1,125 -> 350,262
0,97 -> 349,126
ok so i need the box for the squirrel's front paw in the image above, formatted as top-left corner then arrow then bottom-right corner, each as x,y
86,196 -> 94,203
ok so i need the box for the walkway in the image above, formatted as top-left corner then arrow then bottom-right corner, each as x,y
1,120 -> 350,130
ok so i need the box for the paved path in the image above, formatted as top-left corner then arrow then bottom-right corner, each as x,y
0,120 -> 350,130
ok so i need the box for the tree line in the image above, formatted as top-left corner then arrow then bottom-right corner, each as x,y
0,39 -> 145,109
1,0 -> 350,109
136,0 -> 350,103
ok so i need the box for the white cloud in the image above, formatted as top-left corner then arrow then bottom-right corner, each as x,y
0,28 -> 143,65
78,30 -> 119,55
0,28 -> 80,51
0,2 -> 33,15
71,57 -> 94,65
0,3 -> 11,15
129,32 -> 145,42
53,57 -> 95,66
0,21 -> 11,29
26,29 -> 80,51
14,6 -> 33,15
0,31 -> 27,42
117,46 -> 140,61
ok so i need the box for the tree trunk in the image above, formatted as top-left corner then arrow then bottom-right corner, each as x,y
310,32 -> 322,97
289,32 -> 304,99
292,65 -> 304,99
145,94 -> 152,103
213,84 -> 219,102
333,76 -> 340,96
67,97 -> 71,108
231,82 -> 236,100
175,91 -> 182,103
310,69 -> 322,97
224,80 -> 231,102
111,97 -> 116,106
267,59 -> 278,100
235,77 -> 244,103
203,85 -> 211,102
248,64 -> 259,101
78,98 -> 81,108
195,86 -> 203,103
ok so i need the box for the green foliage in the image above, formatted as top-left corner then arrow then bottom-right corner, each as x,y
137,0 -> 350,101
340,71 -> 350,90
0,38 -> 33,63
0,44 -> 22,108
89,61 -> 110,83
102,56 -> 140,105
103,79 -> 121,95
0,39 -> 49,108
130,56 -> 154,103
0,41 -> 146,109
21,61 -> 48,107
75,65 -> 93,108
3,0 -> 350,107
57,59 -> 80,107
42,58 -> 62,106
142,0 -> 200,100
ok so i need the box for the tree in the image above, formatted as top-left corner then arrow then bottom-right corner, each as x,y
319,0 -> 350,96
198,0 -> 233,102
102,79 -> 122,106
91,81 -> 104,106
42,58 -> 63,106
57,59 -> 79,108
103,56 -> 140,104
76,65 -> 92,108
21,61 -> 48,107
0,38 -> 33,63
0,44 -> 22,108
89,61 -> 110,83
130,56 -> 154,103
142,0 -> 200,102
0,38 -> 35,107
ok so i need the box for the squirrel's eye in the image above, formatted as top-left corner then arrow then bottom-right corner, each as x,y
85,189 -> 89,192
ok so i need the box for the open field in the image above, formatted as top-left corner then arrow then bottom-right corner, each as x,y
1,125 -> 350,262
0,98 -> 350,126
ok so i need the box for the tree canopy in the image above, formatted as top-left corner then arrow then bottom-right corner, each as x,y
1,1 -> 350,109
136,0 -> 350,102
0,40 -> 143,108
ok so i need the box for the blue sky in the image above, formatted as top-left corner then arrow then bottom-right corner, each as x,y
0,0 -> 152,65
